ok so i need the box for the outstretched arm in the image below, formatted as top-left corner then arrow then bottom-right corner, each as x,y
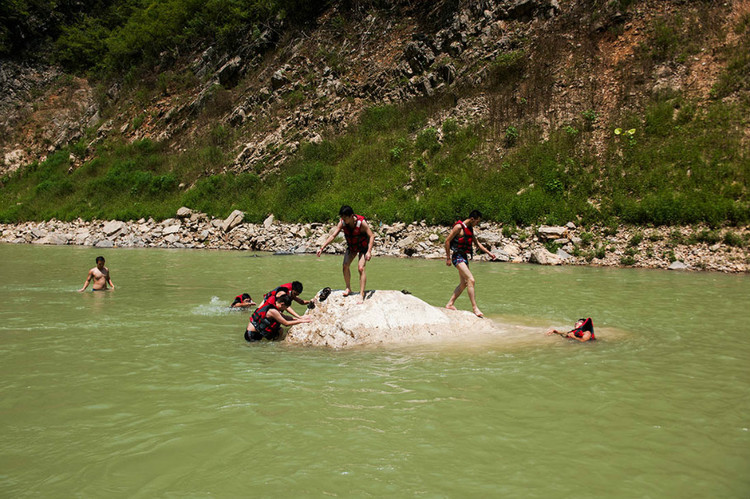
270,309 -> 312,326
285,305 -> 302,319
293,295 -> 309,306
317,221 -> 344,256
474,235 -> 496,260
363,221 -> 375,261
78,270 -> 93,292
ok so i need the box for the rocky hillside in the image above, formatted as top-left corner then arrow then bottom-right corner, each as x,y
1,0 -> 748,227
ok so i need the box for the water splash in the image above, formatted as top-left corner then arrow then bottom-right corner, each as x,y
191,296 -> 231,316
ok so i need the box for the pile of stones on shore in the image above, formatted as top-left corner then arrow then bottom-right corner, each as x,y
1,207 -> 748,273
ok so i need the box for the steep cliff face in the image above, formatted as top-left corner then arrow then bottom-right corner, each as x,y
2,0 -> 745,178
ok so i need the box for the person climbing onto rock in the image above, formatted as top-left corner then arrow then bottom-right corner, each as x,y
546,317 -> 596,342
316,205 -> 375,304
78,256 -> 114,291
444,210 -> 496,317
230,293 -> 255,308
259,281 -> 309,319
244,294 -> 312,342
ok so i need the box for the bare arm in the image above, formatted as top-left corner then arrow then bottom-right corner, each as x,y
362,221 -> 375,261
106,269 -> 114,289
293,295 -> 309,306
78,270 -> 93,292
473,232 -> 496,260
269,309 -> 312,326
567,331 -> 592,342
286,305 -> 301,319
232,300 -> 256,308
317,221 -> 344,256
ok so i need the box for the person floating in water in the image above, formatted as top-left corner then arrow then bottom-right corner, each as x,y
230,293 -> 256,309
78,256 -> 114,292
244,293 -> 312,342
546,317 -> 596,342
260,281 -> 309,318
316,205 -> 375,304
444,210 -> 496,317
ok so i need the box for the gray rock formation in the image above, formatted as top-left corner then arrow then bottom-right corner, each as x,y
286,289 -> 499,348
668,260 -> 688,270
530,248 -> 563,265
222,210 -> 245,232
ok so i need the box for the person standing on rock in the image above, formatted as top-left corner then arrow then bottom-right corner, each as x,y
78,256 -> 115,292
444,210 -> 496,317
316,205 -> 375,304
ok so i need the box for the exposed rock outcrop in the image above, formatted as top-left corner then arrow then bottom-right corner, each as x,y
286,289 -> 499,348
1,212 -> 748,272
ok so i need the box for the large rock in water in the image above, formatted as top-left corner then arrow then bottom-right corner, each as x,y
286,290 -> 497,348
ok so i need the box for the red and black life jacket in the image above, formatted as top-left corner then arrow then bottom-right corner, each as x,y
450,221 -> 474,256
569,317 -> 596,340
262,283 -> 293,306
251,302 -> 281,338
342,214 -> 369,253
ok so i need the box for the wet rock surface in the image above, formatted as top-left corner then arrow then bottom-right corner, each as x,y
286,289 -> 498,348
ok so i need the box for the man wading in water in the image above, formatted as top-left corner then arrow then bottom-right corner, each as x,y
317,205 -> 375,304
444,210 -> 496,317
78,256 -> 115,292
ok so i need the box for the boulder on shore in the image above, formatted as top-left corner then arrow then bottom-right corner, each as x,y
286,289 -> 500,348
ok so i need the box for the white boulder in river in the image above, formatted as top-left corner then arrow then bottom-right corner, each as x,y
286,289 -> 500,348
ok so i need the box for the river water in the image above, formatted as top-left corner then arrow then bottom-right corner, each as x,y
1,244 -> 749,497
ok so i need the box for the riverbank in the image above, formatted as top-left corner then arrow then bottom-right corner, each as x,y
1,207 -> 748,273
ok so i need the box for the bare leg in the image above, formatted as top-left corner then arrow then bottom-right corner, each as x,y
342,250 -> 354,296
446,262 -> 468,310
447,262 -> 482,317
357,253 -> 367,304
466,272 -> 483,318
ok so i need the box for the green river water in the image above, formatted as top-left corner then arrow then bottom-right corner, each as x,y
1,244 -> 749,498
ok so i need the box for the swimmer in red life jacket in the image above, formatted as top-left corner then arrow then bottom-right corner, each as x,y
244,293 -> 312,342
546,317 -> 597,342
316,205 -> 375,304
259,281 -> 309,318
230,293 -> 256,309
444,210 -> 497,317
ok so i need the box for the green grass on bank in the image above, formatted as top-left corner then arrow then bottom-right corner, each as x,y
1,90 -> 748,227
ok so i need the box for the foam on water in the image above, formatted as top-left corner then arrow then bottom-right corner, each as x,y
191,296 -> 233,316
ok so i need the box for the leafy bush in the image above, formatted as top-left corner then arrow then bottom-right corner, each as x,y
415,128 -> 440,154
620,255 -> 636,266
723,231 -> 745,248
505,126 -> 519,147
